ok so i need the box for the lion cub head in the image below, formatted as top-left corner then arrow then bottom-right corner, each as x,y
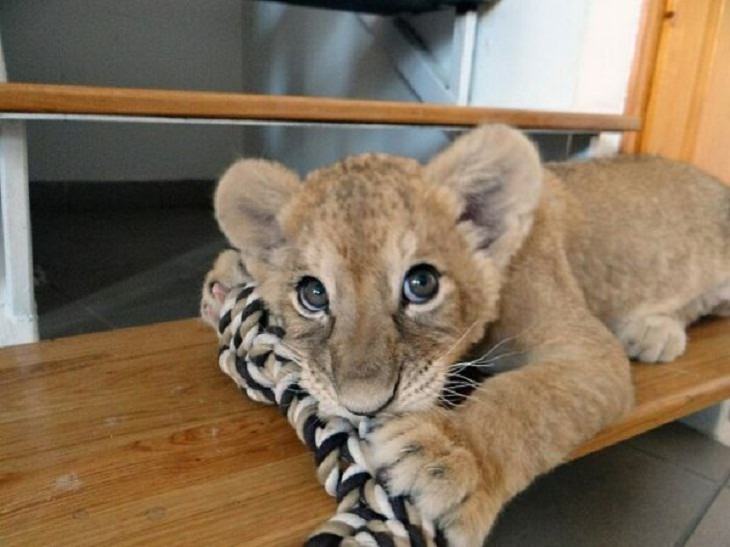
215,125 -> 542,419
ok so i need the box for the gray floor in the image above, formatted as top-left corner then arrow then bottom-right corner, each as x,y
487,423 -> 730,547
33,208 -> 227,338
32,208 -> 730,547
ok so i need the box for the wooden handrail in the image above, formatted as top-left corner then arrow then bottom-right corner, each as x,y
0,83 -> 641,131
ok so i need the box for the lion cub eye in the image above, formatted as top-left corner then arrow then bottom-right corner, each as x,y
297,276 -> 329,313
402,264 -> 440,304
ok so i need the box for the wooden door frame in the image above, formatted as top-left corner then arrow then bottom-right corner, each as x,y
623,0 -> 729,163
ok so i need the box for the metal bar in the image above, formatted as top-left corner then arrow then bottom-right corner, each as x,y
0,112 -> 467,130
0,29 -> 38,345
683,401 -> 730,446
0,33 -> 6,82
0,31 -> 4,311
451,9 -> 479,106
356,15 -> 452,104
0,30 -> 5,310
0,121 -> 38,345
0,112 -> 620,134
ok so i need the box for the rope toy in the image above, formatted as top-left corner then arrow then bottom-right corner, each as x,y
214,282 -> 448,547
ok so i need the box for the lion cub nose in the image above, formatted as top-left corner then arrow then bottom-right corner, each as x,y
338,379 -> 396,417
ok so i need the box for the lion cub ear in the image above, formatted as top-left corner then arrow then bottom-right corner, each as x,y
214,159 -> 301,262
424,124 -> 543,268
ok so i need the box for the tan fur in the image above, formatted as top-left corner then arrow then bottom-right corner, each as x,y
204,126 -> 730,545
551,157 -> 730,362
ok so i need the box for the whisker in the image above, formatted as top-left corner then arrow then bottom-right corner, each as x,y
452,348 -> 526,371
442,379 -> 480,389
422,384 -> 483,408
437,388 -> 483,405
430,320 -> 480,367
475,332 -> 520,362
468,321 -> 545,364
443,372 -> 481,386
443,373 -> 480,385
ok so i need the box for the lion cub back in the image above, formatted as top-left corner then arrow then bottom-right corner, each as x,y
547,156 -> 730,324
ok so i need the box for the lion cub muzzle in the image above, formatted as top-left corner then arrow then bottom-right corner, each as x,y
330,322 -> 400,416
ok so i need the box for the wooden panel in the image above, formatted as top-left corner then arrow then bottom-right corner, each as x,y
0,83 -> 641,131
1,317 -> 729,545
690,1 -> 730,180
639,0 -> 730,183
640,0 -> 719,157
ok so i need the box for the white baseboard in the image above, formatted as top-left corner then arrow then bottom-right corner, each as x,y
682,401 -> 730,447
0,306 -> 38,347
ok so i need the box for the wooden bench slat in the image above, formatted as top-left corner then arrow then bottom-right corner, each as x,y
574,317 -> 730,457
0,83 -> 641,131
1,317 -> 727,545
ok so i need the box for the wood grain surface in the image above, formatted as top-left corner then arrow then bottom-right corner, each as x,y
0,83 -> 640,131
1,317 -> 728,546
639,0 -> 730,183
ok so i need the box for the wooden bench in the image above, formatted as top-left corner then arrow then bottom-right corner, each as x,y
1,317 -> 729,545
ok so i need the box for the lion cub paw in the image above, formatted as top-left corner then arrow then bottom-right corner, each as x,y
366,412 -> 496,546
615,315 -> 687,363
200,249 -> 247,328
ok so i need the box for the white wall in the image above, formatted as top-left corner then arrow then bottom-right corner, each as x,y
1,0 -> 250,181
0,0 -> 642,182
471,0 -> 593,110
236,2 -> 451,174
230,0 -> 643,171
469,0 -> 642,113
402,0 -> 643,112
572,1 -> 644,113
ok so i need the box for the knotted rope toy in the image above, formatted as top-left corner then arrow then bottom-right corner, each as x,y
214,281 -> 449,546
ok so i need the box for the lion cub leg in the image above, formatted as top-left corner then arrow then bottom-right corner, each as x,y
614,314 -> 687,363
708,281 -> 730,317
615,280 -> 730,363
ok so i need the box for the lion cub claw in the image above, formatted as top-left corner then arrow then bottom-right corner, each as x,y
367,412 -> 496,546
615,314 -> 687,363
200,249 -> 247,328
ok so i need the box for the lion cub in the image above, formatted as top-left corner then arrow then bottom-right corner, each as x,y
203,125 -> 730,545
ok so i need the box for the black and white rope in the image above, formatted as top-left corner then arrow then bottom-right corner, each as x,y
214,283 -> 447,547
